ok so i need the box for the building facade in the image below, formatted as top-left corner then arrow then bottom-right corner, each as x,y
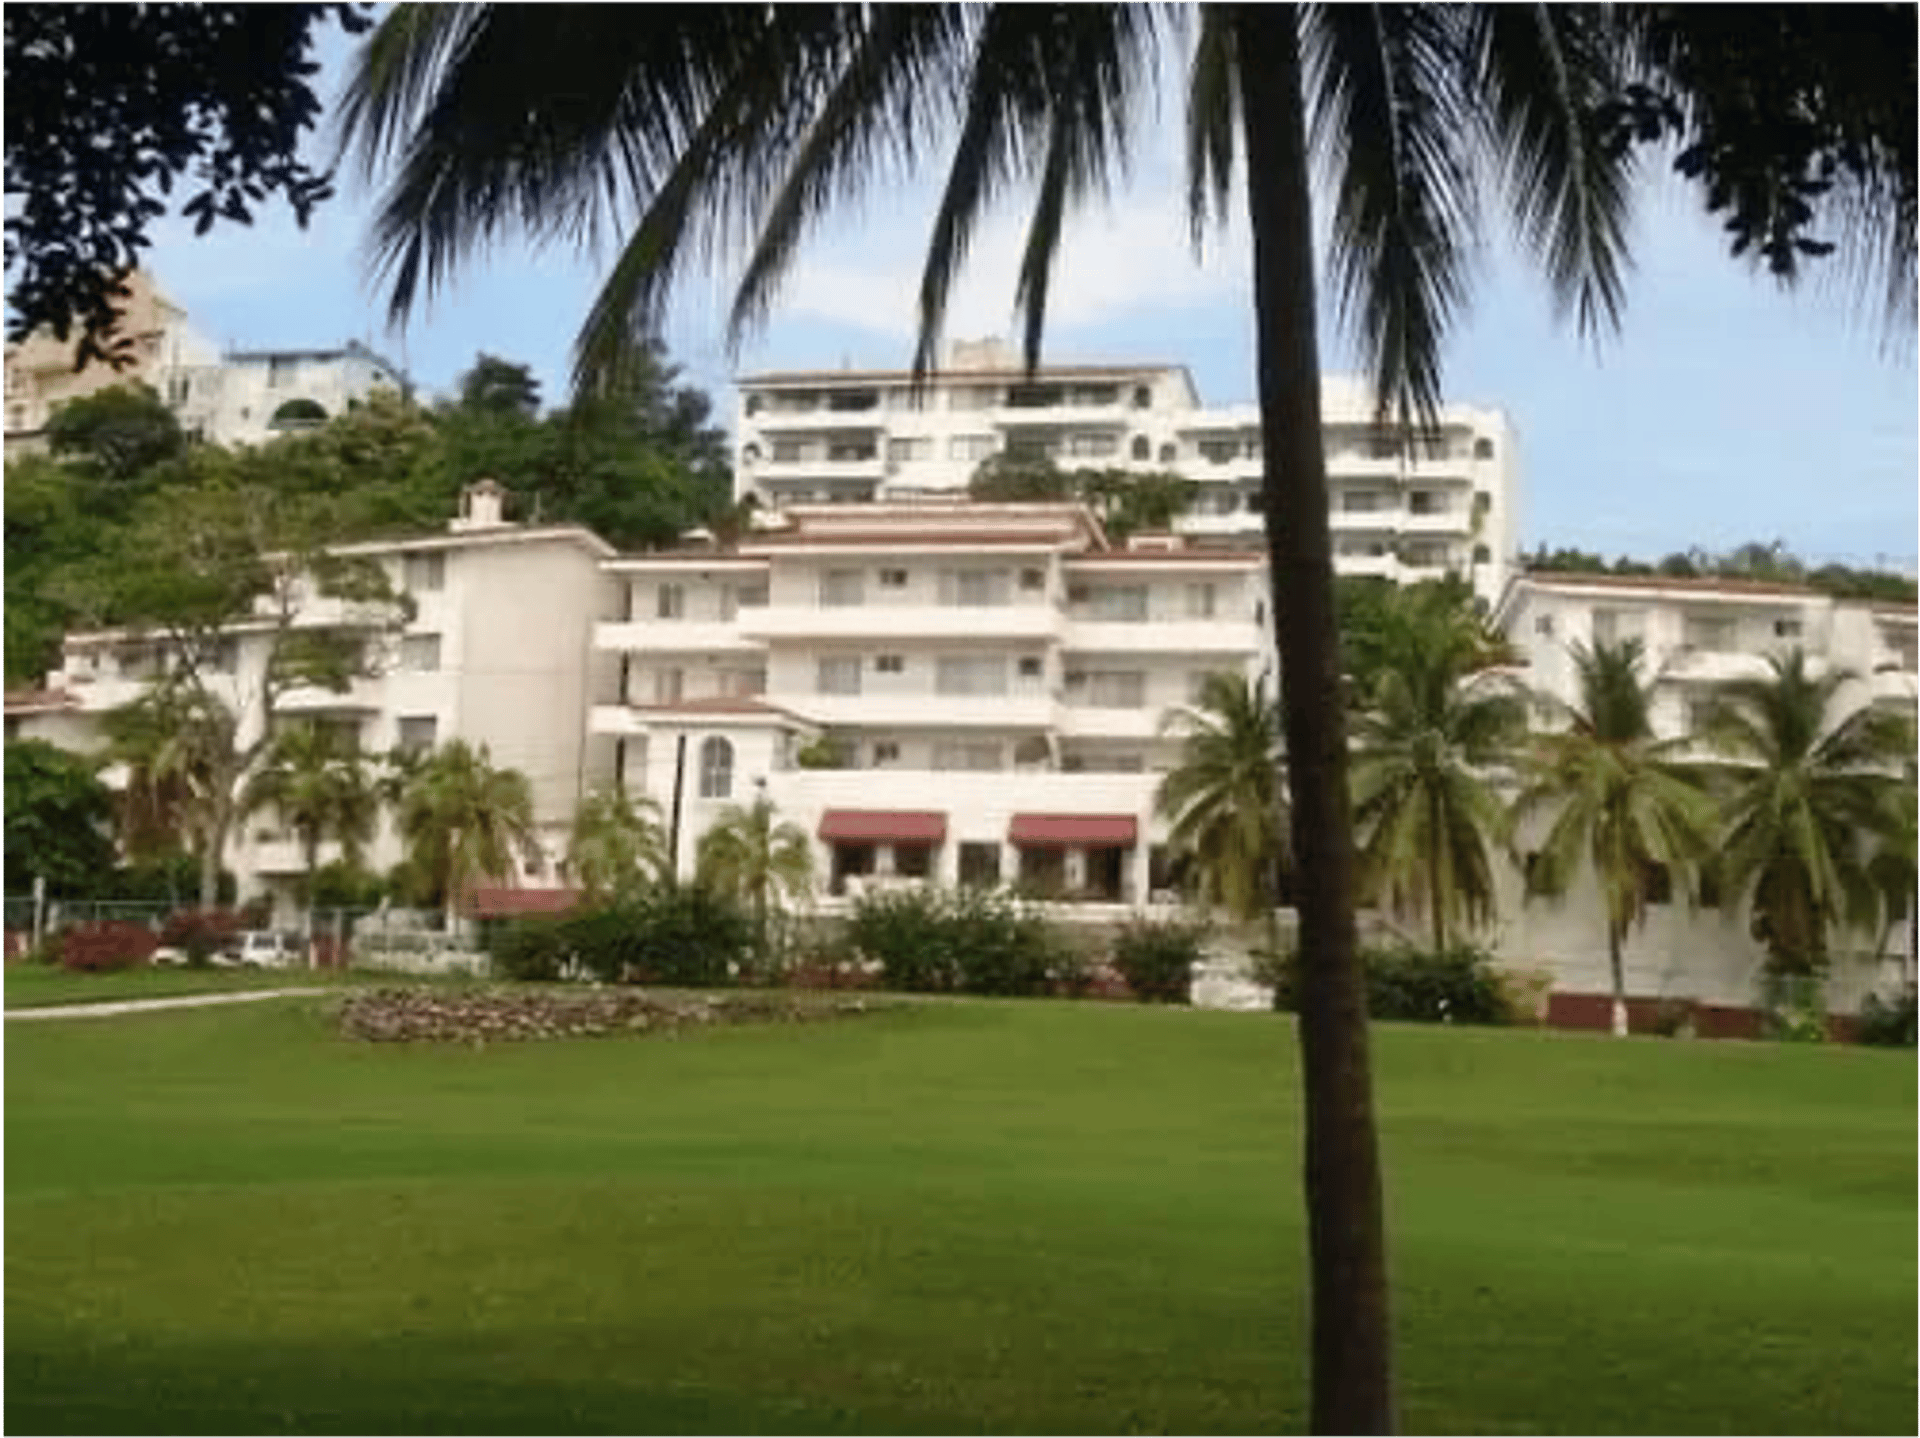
733,338 -> 1520,603
163,340 -> 412,447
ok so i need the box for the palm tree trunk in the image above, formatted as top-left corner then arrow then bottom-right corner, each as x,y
1607,920 -> 1628,1037
1237,8 -> 1393,1431
303,832 -> 320,971
1428,792 -> 1447,954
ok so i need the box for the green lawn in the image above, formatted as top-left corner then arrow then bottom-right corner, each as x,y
7,996 -> 1913,1434
5,961 -> 408,1009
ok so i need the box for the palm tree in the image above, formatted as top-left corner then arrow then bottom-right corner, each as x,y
242,721 -> 380,950
1697,650 -> 1915,983
695,793 -> 813,966
1511,639 -> 1718,1037
1350,587 -> 1525,951
566,785 -> 669,903
342,9 -> 1645,1425
394,739 -> 540,933
1157,671 -> 1289,951
101,687 -> 235,907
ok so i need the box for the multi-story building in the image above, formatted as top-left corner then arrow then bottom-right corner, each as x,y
732,338 -> 1519,603
19,483 -> 616,917
1491,570 -> 1918,1028
584,501 -> 1269,904
163,340 -> 412,447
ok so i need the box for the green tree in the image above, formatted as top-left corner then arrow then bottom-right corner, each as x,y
342,7 -> 1911,1424
395,739 -> 540,931
1157,672 -> 1290,948
455,352 -> 543,418
566,785 -> 669,902
44,383 -> 187,485
967,452 -> 1075,503
98,685 -> 233,904
3,739 -> 117,899
1512,639 -> 1718,1037
1698,650 -> 1916,979
242,721 -> 381,928
694,794 -> 813,965
1349,587 -> 1525,951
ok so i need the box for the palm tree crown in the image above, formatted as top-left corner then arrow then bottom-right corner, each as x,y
566,786 -> 669,902
1698,648 -> 1915,976
243,721 -> 379,910
1157,671 -> 1289,925
395,740 -> 540,927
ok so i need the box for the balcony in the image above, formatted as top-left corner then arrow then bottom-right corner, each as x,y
753,454 -> 886,483
1060,619 -> 1261,655
793,691 -> 1059,730
589,703 -> 649,737
1399,507 -> 1472,536
1057,706 -> 1161,741
594,620 -> 765,655
1659,648 -> 1776,685
738,604 -> 1060,642
275,677 -> 384,714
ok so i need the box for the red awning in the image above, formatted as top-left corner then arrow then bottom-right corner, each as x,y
1008,814 -> 1139,847
818,810 -> 948,844
468,887 -> 582,918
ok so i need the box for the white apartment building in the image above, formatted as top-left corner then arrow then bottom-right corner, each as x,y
733,338 -> 1520,604
1491,571 -> 1918,1026
161,340 -> 412,448
584,501 -> 1270,905
15,483 -> 616,918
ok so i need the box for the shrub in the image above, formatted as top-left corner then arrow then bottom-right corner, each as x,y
1853,992 -> 1916,1047
159,907 -> 246,967
1110,919 -> 1207,1004
491,887 -> 752,987
59,920 -> 158,973
1264,943 -> 1512,1024
847,886 -> 1071,997
491,915 -> 571,982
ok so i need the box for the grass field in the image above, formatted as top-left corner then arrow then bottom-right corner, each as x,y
5,962 -> 401,1009
7,994 -> 1913,1434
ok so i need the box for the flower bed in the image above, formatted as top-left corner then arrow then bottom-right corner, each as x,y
334,986 -> 876,1045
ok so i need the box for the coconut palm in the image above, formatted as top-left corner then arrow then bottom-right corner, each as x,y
1697,649 -> 1915,981
1350,587 -> 1525,951
242,721 -> 380,943
1157,672 -> 1290,946
342,8 -> 1645,1424
1511,639 -> 1718,1037
101,686 -> 236,906
566,785 -> 669,902
694,794 -> 813,964
394,739 -> 540,933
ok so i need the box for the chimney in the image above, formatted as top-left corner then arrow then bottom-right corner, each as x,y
451,478 -> 512,532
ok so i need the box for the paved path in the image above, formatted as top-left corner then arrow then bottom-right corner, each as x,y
6,988 -> 332,1021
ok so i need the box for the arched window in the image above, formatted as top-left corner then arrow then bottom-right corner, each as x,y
1130,435 -> 1150,461
1131,384 -> 1152,409
698,736 -> 734,799
742,443 -> 762,465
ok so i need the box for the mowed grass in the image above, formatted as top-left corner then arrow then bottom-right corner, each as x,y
7,996 -> 1913,1434
4,962 -> 362,1009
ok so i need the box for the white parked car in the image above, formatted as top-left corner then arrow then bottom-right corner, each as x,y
226,930 -> 306,969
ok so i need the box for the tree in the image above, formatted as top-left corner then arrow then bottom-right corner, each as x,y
43,383 -> 186,485
4,3 -> 374,362
1157,672 -> 1290,952
341,7 -> 1908,1426
1512,640 -> 1718,1037
3,739 -> 117,899
694,794 -> 813,965
395,739 -> 540,931
455,353 -> 543,419
1697,650 -> 1915,980
566,786 -> 669,902
98,684 -> 232,904
242,721 -> 380,931
1349,587 -> 1525,951
69,480 -> 410,907
968,452 -> 1076,503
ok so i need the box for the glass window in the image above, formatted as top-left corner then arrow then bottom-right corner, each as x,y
936,656 -> 1008,697
1185,583 -> 1217,619
400,634 -> 442,672
1080,584 -> 1148,622
402,553 -> 445,592
871,740 -> 901,766
817,657 -> 862,695
874,655 -> 905,674
1066,432 -> 1119,459
932,742 -> 1002,771
1069,670 -> 1147,707
653,668 -> 684,703
1017,656 -> 1044,679
698,737 -> 734,799
878,568 -> 909,589
397,716 -> 437,755
656,583 -> 685,619
939,569 -> 1011,607
820,569 -> 864,607
959,841 -> 1002,887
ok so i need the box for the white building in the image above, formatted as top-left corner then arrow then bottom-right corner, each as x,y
162,340 -> 412,447
584,501 -> 1269,904
733,338 -> 1520,604
1491,570 -> 1918,1030
17,483 -> 616,918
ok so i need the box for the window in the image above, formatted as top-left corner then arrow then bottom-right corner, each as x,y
1340,489 -> 1383,512
1080,584 -> 1148,622
737,583 -> 769,608
875,654 -> 905,674
893,843 -> 933,878
817,657 -> 862,695
1130,435 -> 1151,461
720,667 -> 766,697
1198,438 -> 1238,465
1472,544 -> 1491,564
1641,861 -> 1673,907
653,667 -> 684,703
1591,608 -> 1644,645
402,553 -> 445,592
1069,670 -> 1147,707
1066,432 -> 1119,459
698,737 -> 734,799
886,437 -> 932,463
1534,614 -> 1555,637
1773,617 -> 1804,640
939,569 -> 1011,607
656,583 -> 685,619
948,433 -> 998,461
1158,442 -> 1177,464
1017,656 -> 1044,679
1185,583 -> 1217,619
1473,437 -> 1495,460
932,742 -> 1002,771
1683,615 -> 1737,651
1018,567 -> 1046,592
871,740 -> 901,766
203,638 -> 239,674
820,569 -> 864,607
400,634 -> 442,672
878,568 -> 909,589
1131,384 -> 1152,409
959,842 -> 1001,887
1407,490 -> 1447,515
397,715 -> 437,755
936,656 -> 1008,696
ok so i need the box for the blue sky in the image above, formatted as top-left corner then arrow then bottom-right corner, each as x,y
130,21 -> 1916,571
